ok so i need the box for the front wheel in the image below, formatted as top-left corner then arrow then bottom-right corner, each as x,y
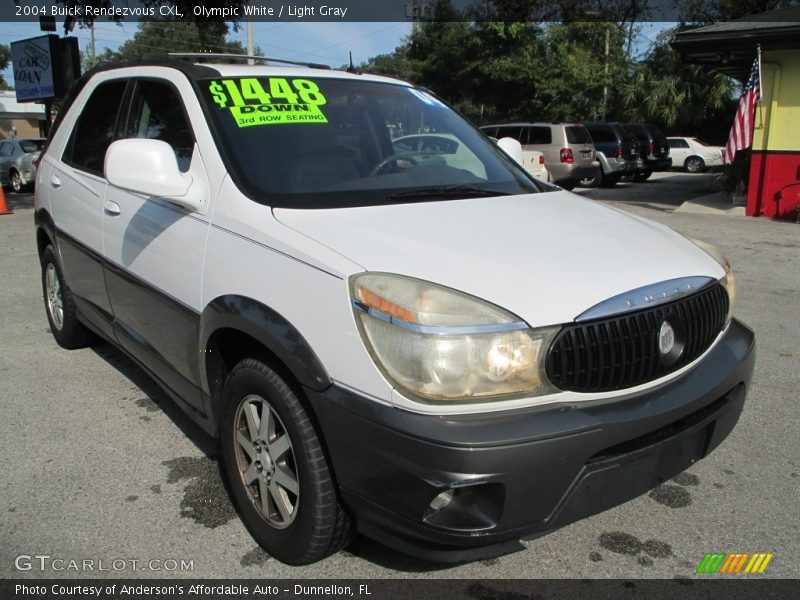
633,170 -> 652,182
220,359 -> 352,565
685,156 -> 705,173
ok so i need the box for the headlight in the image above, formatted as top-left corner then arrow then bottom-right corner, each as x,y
691,238 -> 736,324
351,273 -> 558,403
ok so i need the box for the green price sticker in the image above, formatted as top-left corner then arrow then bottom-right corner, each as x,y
208,78 -> 328,127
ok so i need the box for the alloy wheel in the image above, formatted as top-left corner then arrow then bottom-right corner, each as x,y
45,263 -> 64,330
233,394 -> 299,528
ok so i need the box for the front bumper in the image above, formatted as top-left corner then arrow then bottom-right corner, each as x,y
307,319 -> 755,561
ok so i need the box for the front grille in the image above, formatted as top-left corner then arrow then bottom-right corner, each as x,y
545,283 -> 729,393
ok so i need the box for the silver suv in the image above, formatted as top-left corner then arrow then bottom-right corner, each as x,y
480,122 -> 597,190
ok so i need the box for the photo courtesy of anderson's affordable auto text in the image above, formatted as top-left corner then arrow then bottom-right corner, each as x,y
1,1 -> 798,599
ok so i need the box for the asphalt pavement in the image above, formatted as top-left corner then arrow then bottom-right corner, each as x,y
1,173 -> 798,579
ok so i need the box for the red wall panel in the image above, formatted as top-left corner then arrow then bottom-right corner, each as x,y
748,151 -> 800,219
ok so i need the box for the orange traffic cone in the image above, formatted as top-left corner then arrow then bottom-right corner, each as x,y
0,185 -> 11,215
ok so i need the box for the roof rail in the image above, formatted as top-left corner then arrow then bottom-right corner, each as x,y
165,52 -> 331,70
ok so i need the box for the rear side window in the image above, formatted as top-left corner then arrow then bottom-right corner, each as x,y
585,126 -> 614,143
495,126 -> 523,141
528,127 -> 552,145
620,125 -> 638,142
627,125 -> 649,141
0,142 -> 13,157
124,80 -> 195,172
566,126 -> 591,144
63,80 -> 127,175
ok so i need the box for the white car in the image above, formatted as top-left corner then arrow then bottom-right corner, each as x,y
667,136 -> 725,172
35,58 -> 754,565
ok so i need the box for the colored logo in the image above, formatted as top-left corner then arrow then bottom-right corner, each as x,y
696,552 -> 774,574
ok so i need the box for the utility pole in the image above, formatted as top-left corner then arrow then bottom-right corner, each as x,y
602,27 -> 609,121
89,21 -> 95,66
246,1 -> 254,64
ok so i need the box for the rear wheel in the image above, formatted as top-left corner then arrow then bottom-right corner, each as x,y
41,245 -> 90,349
600,173 -> 621,187
220,358 -> 352,565
559,180 -> 577,191
685,156 -> 705,173
579,169 -> 600,188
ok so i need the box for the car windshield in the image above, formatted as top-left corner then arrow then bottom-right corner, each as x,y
201,76 -> 545,208
19,139 -> 45,153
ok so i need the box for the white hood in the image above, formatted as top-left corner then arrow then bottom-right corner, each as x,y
274,191 -> 723,327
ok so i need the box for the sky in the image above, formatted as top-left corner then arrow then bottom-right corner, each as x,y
1,20 -> 670,88
0,20 -> 413,85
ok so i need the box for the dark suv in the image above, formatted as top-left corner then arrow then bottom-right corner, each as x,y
581,122 -> 642,187
626,123 -> 672,181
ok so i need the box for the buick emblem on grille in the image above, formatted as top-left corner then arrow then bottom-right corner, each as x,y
658,321 -> 676,355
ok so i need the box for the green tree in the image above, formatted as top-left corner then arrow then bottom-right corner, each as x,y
0,43 -> 10,89
621,28 -> 735,139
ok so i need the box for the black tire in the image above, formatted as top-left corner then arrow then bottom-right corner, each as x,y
10,170 -> 25,193
220,358 -> 352,565
685,156 -> 705,173
633,170 -> 652,182
559,180 -> 577,191
600,173 -> 621,187
41,245 -> 90,349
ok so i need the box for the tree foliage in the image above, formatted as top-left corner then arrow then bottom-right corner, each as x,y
359,16 -> 738,140
0,44 -> 10,89
84,20 -> 250,69
621,28 -> 735,138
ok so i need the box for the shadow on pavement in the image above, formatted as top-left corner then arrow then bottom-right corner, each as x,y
3,191 -> 35,212
575,172 -> 723,209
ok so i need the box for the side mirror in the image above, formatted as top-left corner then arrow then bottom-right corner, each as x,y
105,139 -> 204,212
496,137 -> 525,167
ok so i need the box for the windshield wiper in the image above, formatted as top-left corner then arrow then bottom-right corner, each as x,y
388,184 -> 515,202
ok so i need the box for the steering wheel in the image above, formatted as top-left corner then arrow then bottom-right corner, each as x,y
369,153 -> 420,176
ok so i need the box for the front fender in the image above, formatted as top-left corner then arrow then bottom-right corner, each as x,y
199,294 -> 332,394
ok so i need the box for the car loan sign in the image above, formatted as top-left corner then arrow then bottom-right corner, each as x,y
11,35 -> 58,102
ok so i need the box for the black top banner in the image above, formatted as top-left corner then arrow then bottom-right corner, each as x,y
4,1 -> 795,23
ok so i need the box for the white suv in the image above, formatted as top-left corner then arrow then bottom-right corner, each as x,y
35,59 -> 755,565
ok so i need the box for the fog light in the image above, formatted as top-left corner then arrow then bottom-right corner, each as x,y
429,489 -> 455,511
423,483 -> 504,532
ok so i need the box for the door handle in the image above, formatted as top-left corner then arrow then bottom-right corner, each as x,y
50,175 -> 61,188
104,200 -> 121,216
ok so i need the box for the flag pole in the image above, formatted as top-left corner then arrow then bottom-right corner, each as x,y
757,43 -> 763,100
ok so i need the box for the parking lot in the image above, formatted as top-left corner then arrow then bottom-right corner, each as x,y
1,172 -> 798,579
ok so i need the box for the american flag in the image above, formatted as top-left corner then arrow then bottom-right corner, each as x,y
724,58 -> 760,164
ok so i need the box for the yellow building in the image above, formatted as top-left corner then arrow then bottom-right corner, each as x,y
673,7 -> 800,219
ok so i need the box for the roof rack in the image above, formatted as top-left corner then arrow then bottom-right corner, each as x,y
165,52 -> 331,70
